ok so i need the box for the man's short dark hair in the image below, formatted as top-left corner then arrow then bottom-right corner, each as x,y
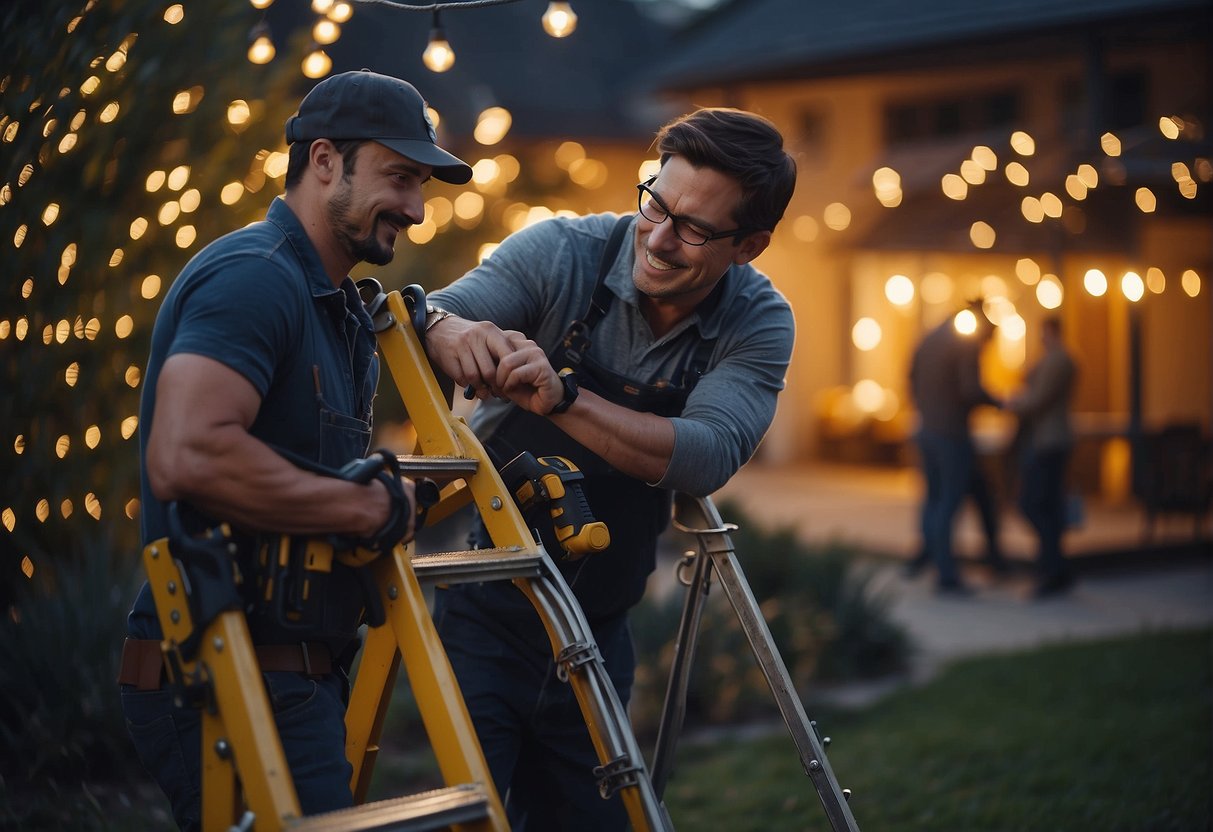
284,138 -> 369,189
655,108 -> 797,234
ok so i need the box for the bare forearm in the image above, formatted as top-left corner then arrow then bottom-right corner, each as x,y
149,424 -> 386,537
550,389 -> 674,484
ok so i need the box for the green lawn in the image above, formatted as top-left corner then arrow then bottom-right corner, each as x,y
662,628 -> 1212,832
17,628 -> 1209,831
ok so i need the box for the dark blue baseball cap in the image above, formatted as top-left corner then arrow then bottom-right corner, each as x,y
285,69 -> 472,184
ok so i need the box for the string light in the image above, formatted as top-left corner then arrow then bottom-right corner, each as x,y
422,12 -> 455,72
542,2 -> 577,38
247,22 -> 275,64
302,46 -> 332,78
313,18 -> 340,45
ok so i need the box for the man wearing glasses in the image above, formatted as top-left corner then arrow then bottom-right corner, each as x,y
421,107 -> 796,829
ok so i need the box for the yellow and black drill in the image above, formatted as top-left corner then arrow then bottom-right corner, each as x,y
500,452 -> 610,560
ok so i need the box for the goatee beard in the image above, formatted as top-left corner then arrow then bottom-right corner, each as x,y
327,186 -> 397,266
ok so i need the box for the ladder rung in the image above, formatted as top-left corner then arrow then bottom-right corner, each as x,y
396,455 -> 479,480
412,548 -> 545,584
286,783 -> 489,831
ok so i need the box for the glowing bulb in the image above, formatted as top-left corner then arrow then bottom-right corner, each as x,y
227,99 -> 251,126
852,379 -> 885,414
1121,271 -> 1144,302
542,2 -> 578,37
1084,268 -> 1108,297
313,19 -> 340,45
884,274 -> 914,306
1181,269 -> 1201,297
1010,131 -> 1035,156
423,27 -> 454,73
248,30 -> 275,65
302,48 -> 332,79
851,318 -> 882,351
969,221 -> 995,249
953,309 -> 978,335
474,107 -> 512,145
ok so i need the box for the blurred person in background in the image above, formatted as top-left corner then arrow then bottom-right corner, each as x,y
908,300 -> 1001,594
1009,316 -> 1078,597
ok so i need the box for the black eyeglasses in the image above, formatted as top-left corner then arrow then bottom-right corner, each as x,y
636,178 -> 752,246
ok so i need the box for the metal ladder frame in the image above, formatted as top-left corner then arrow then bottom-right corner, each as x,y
648,493 -> 861,832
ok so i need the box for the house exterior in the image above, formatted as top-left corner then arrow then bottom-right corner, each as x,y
323,0 -> 1210,501
642,0 -> 1212,501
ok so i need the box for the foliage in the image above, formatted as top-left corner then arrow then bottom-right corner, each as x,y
0,543 -> 153,828
0,1 -> 305,590
627,499 -> 911,735
664,628 -> 1213,832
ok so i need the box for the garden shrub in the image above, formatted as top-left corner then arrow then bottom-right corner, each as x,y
628,499 -> 911,735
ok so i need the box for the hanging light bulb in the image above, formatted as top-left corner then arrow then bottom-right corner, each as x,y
247,21 -> 275,64
313,18 -> 340,45
542,2 -> 577,37
302,46 -> 332,79
422,12 -> 455,73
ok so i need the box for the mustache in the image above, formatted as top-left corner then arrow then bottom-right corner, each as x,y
379,211 -> 412,229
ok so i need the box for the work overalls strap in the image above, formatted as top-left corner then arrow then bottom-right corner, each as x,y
478,215 -> 717,622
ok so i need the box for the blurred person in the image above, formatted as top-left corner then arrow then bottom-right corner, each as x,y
421,107 -> 797,829
1009,316 -> 1078,597
905,461 -> 1009,577
908,301 -> 1001,593
117,71 -> 471,830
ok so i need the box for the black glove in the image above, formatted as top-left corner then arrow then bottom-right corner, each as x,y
334,449 -> 412,564
365,463 -> 413,553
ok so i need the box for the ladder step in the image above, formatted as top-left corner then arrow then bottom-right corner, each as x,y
412,548 -> 545,584
396,455 -> 479,481
287,783 -> 489,831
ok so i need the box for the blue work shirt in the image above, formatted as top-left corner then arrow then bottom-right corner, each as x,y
127,197 -> 379,644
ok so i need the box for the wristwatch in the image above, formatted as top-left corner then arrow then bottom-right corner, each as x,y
424,305 -> 454,332
549,368 -> 579,415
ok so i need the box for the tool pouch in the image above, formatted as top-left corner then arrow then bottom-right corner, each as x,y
250,533 -> 336,633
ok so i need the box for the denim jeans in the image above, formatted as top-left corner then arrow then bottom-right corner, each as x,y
121,671 -> 353,831
434,582 -> 634,831
1019,447 -> 1072,580
916,429 -> 976,586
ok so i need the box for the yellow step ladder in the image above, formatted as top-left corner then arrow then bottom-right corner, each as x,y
142,281 -> 672,831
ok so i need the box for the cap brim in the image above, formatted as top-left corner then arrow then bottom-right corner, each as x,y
375,138 -> 472,184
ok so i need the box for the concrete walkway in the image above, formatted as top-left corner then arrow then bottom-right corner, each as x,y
704,461 -> 1213,705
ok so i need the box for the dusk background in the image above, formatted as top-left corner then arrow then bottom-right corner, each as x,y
1,1 -> 1209,829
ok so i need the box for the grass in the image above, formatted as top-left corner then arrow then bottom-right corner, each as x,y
662,627 -> 1212,832
14,628 -> 1208,830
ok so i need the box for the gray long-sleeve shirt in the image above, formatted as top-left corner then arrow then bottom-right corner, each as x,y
428,212 -> 794,496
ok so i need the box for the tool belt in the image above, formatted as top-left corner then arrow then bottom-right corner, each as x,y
117,637 -> 334,691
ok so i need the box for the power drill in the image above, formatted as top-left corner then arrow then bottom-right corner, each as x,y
500,452 -> 610,560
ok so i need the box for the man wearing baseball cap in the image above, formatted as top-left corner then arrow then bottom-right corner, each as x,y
119,70 -> 471,830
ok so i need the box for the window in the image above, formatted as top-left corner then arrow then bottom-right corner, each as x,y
884,88 -> 1021,145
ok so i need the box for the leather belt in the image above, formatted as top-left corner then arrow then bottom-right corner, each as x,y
117,638 -> 333,690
